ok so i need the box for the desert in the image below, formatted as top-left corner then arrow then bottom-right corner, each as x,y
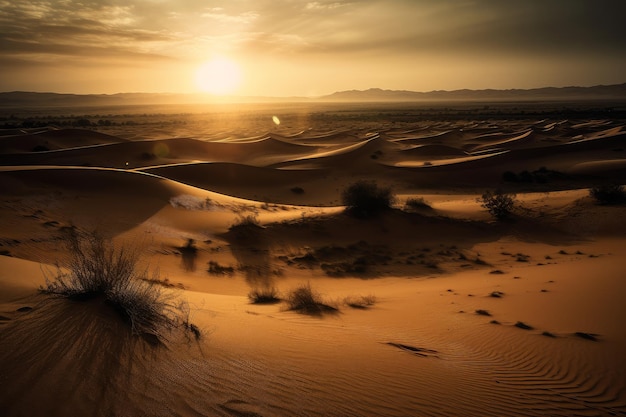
0,99 -> 625,416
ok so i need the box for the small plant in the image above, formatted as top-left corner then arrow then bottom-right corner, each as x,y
231,214 -> 260,229
228,214 -> 263,240
285,282 -> 337,315
341,180 -> 395,218
248,286 -> 281,304
344,295 -> 377,309
589,184 -> 626,205
207,260 -> 235,275
39,230 -> 197,342
404,197 -> 432,211
478,189 -> 516,219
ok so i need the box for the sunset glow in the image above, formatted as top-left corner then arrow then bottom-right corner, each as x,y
195,58 -> 242,95
0,1 -> 624,96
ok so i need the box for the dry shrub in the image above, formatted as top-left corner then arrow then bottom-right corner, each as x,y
343,295 -> 377,309
207,260 -> 235,275
478,189 -> 516,219
248,286 -> 281,304
40,230 -> 198,342
404,197 -> 432,211
342,180 -> 395,218
589,184 -> 626,205
285,282 -> 337,315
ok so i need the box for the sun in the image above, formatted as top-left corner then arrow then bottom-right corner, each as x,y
195,57 -> 242,95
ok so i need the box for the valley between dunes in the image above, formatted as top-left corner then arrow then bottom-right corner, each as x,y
1,108 -> 625,416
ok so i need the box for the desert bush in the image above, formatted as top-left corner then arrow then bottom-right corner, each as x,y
207,260 -> 235,275
343,295 -> 377,309
502,167 -> 567,184
589,184 -> 626,205
478,189 -> 516,219
248,286 -> 281,304
285,282 -> 337,315
404,197 -> 432,211
230,214 -> 260,229
228,214 -> 263,240
341,180 -> 395,218
40,231 -> 196,341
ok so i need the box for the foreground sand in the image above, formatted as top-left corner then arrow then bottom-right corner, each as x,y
1,110 -> 625,416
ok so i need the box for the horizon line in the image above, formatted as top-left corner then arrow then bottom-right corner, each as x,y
2,81 -> 625,99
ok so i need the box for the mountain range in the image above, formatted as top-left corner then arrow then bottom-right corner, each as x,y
1,83 -> 625,108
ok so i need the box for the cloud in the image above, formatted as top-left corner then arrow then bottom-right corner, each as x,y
1,0 -> 624,93
0,1 -> 174,65
201,8 -> 259,24
305,2 -> 350,11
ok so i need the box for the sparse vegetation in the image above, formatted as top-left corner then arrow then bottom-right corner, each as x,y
285,282 -> 337,315
341,180 -> 395,218
514,321 -> 533,330
230,214 -> 261,230
228,214 -> 264,240
248,286 -> 281,304
39,231 -> 197,342
343,295 -> 377,309
589,184 -> 626,205
207,260 -> 235,275
502,167 -> 567,184
478,189 -> 516,219
404,197 -> 432,211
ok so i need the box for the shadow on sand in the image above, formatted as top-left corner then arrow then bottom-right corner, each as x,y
0,297 -> 161,416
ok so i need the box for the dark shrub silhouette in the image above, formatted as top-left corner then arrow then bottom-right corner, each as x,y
342,180 -> 395,218
478,189 -> 516,219
248,286 -> 281,304
589,184 -> 626,205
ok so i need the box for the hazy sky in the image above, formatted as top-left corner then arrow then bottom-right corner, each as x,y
1,0 -> 625,96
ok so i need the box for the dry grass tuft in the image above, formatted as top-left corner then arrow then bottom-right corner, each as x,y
40,230 -> 199,342
248,286 -> 281,304
343,295 -> 377,309
285,282 -> 338,315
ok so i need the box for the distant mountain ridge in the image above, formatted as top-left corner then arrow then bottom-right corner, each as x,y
1,83 -> 625,107
321,83 -> 626,102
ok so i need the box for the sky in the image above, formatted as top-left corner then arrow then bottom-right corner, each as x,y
1,0 -> 625,97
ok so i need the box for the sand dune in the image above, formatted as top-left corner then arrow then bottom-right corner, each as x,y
0,134 -> 326,169
1,111 -> 625,416
0,128 -> 128,153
